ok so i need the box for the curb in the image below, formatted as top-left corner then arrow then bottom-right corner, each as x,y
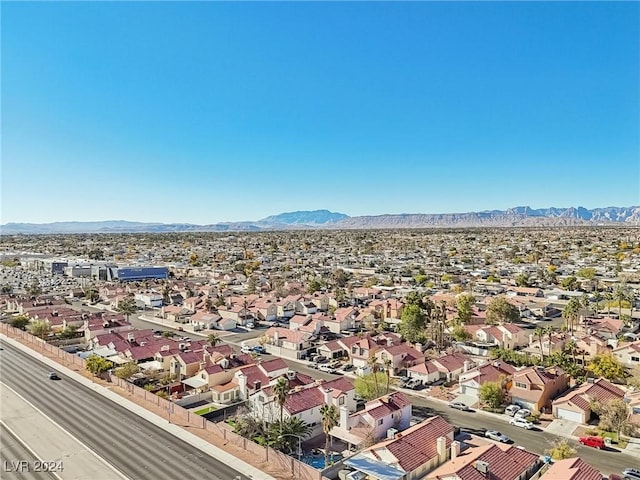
1,334 -> 276,480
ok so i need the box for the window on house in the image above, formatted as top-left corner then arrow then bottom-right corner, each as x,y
259,395 -> 265,403
381,353 -> 387,361
378,419 -> 383,425
339,397 -> 345,405
515,382 -> 527,389
632,356 -> 640,362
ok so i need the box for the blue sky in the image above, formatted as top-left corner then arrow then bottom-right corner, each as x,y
2,1 -> 639,224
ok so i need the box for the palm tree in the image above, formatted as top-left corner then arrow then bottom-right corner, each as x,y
206,333 -> 220,347
116,295 -> 138,323
320,405 -> 339,468
273,377 -> 290,427
367,355 -> 379,396
562,297 -> 581,334
565,339 -> 578,367
613,283 -> 632,319
534,327 -> 545,362
384,359 -> 393,393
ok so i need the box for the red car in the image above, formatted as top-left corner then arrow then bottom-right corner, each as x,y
579,436 -> 605,449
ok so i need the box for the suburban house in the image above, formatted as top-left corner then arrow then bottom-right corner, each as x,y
218,303 -> 254,326
524,332 -> 568,359
370,299 -> 404,321
467,324 -> 529,350
430,353 -> 473,382
263,327 -> 313,360
251,298 -> 278,321
407,361 -> 442,385
248,377 -> 356,438
188,311 -> 222,331
426,442 -> 541,480
374,343 -> 424,376
612,340 -> 640,368
344,416 -> 455,480
579,316 -> 625,341
160,305 -> 192,323
552,378 -> 626,423
458,361 -> 517,406
330,392 -> 412,450
508,366 -> 569,414
539,457 -> 602,480
334,307 -> 360,331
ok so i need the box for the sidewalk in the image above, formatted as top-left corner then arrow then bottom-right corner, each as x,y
1,333 -> 284,480
544,419 -> 580,438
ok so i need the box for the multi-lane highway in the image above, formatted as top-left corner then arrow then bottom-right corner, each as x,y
0,342 -> 250,480
1,424 -> 57,480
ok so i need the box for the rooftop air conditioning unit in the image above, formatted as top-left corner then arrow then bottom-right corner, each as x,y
475,461 -> 489,474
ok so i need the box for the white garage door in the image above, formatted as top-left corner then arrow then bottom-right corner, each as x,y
556,408 -> 583,423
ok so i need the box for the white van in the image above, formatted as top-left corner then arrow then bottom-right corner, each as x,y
241,344 -> 252,354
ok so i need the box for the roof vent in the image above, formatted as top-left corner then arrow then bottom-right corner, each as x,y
476,460 -> 489,474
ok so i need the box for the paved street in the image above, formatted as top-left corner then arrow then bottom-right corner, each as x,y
0,341 -> 250,480
0,424 -> 56,480
68,302 -> 640,476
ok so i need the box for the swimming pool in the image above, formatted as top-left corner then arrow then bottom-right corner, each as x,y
300,452 -> 343,469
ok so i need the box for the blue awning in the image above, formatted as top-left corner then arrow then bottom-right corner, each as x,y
344,454 -> 406,480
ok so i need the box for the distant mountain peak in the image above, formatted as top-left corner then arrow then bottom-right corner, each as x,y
258,209 -> 349,225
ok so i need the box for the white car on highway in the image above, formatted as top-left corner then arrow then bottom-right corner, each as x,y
509,418 -> 534,430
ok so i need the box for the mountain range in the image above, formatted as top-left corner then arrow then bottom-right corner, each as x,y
2,207 -> 639,234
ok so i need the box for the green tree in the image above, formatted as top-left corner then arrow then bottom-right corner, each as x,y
355,371 -> 392,400
479,381 -> 504,409
59,324 -> 79,339
206,333 -> 220,347
307,279 -> 323,294
398,304 -> 427,342
26,280 -> 42,297
28,320 -> 51,340
115,362 -> 140,379
8,314 -> 30,330
455,293 -> 475,324
515,273 -> 531,287
451,324 -> 471,342
562,297 -> 581,334
85,354 -> 113,377
486,296 -> 520,324
576,268 -> 596,280
116,296 -> 138,322
560,276 -> 578,291
273,377 -> 290,426
85,284 -> 100,303
593,398 -> 633,439
612,283 -> 633,319
320,405 -> 339,467
545,439 -> 577,460
276,417 -> 312,454
587,354 -> 626,382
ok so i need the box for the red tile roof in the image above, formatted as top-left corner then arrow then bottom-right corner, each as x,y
284,387 -> 325,415
385,415 -> 453,472
452,445 -> 539,480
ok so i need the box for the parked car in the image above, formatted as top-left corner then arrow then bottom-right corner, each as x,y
318,364 -> 338,374
342,364 -> 354,372
448,402 -> 472,412
48,372 -> 60,380
514,409 -> 531,419
622,468 -> 640,480
485,430 -> 510,443
241,345 -> 252,354
509,418 -> 534,430
246,322 -> 255,329
252,345 -> 266,354
579,436 -> 605,449
505,405 -> 521,416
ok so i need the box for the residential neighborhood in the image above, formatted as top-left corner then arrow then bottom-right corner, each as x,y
1,227 -> 640,480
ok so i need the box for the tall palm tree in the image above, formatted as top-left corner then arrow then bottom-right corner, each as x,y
320,405 -> 339,468
564,339 -> 578,367
534,327 -> 546,362
367,355 -> 379,397
273,377 -> 290,427
384,358 -> 393,393
562,298 -> 581,334
206,333 -> 220,347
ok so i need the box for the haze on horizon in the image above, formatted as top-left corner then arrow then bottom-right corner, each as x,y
2,2 -> 639,224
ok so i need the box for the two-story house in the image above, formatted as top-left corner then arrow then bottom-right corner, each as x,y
330,392 -> 412,450
508,366 -> 569,413
345,416 -> 455,480
263,327 -> 313,360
